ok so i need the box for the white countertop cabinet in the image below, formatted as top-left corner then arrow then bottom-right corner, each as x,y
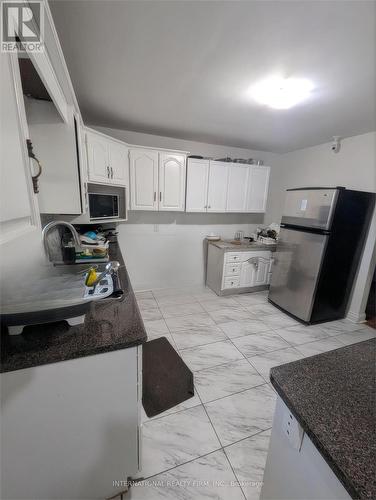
207,243 -> 274,295
186,159 -> 270,213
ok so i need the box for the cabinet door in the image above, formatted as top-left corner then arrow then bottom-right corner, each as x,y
86,132 -> 110,184
129,149 -> 158,211
185,159 -> 209,212
108,140 -> 128,186
239,260 -> 256,287
246,165 -> 270,212
158,153 -> 186,211
226,164 -> 249,212
207,161 -> 229,212
1,52 -> 40,242
254,256 -> 271,286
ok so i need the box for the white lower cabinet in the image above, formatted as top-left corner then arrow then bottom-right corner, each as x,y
185,158 -> 270,213
0,347 -> 142,500
207,244 -> 274,295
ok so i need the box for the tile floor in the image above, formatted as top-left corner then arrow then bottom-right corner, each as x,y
129,286 -> 375,500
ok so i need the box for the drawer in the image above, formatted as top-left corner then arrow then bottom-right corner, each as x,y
225,263 -> 241,276
225,252 -> 243,263
223,276 -> 240,289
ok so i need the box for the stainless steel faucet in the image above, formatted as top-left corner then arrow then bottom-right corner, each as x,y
42,220 -> 81,263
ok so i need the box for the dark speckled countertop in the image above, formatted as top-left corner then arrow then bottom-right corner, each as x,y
270,339 -> 376,500
1,241 -> 147,373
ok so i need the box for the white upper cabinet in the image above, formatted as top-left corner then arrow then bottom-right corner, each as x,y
158,153 -> 186,211
86,131 -> 110,183
207,161 -> 229,212
109,141 -> 129,185
186,159 -> 210,212
86,129 -> 128,186
0,53 -> 39,241
246,165 -> 270,212
226,164 -> 249,212
184,160 -> 270,213
129,149 -> 159,211
129,149 -> 186,211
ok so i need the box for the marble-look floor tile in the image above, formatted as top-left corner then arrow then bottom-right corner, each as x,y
245,303 -> 281,317
171,325 -> 227,350
160,302 -> 205,318
136,297 -> 159,311
335,328 -> 376,346
143,318 -> 169,336
261,313 -> 299,329
141,392 -> 202,423
205,384 -> 275,446
232,331 -> 290,358
155,294 -> 197,307
165,313 -> 216,332
208,307 -> 253,324
188,287 -> 217,300
274,324 -> 329,346
225,430 -> 271,500
296,337 -> 345,357
316,319 -> 368,336
130,450 -> 244,500
200,297 -> 243,312
195,359 -> 265,403
135,291 -> 154,299
248,347 -> 303,381
179,340 -> 244,372
218,319 -> 271,338
140,308 -> 163,321
141,405 -> 220,478
152,287 -> 194,298
233,293 -> 268,307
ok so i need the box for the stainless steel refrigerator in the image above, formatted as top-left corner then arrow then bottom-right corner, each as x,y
269,187 -> 375,323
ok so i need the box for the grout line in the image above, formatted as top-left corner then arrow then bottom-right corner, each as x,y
201,381 -> 269,405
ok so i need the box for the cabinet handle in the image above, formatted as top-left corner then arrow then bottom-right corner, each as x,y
154,191 -> 157,202
159,192 -> 162,202
111,167 -> 114,178
208,205 -> 211,209
106,166 -> 110,178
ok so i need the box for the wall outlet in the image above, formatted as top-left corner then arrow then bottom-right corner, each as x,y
282,410 -> 304,451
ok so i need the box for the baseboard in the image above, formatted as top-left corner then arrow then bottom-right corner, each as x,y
346,310 -> 366,324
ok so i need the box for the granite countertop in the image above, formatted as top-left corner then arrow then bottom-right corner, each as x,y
270,339 -> 376,500
209,239 -> 277,252
1,241 -> 147,373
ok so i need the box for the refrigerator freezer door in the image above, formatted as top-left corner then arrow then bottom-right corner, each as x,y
268,228 -> 328,321
281,189 -> 338,230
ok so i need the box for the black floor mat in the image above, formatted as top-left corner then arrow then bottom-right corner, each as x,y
142,337 -> 194,418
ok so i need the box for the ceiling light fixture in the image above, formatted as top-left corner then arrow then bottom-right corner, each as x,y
250,77 -> 314,110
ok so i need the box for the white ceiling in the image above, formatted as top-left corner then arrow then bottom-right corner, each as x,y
50,0 -> 376,153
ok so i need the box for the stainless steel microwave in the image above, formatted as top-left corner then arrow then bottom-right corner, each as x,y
89,193 -> 119,219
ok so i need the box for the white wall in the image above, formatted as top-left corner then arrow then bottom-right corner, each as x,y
266,131 -> 376,322
92,125 -> 279,290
